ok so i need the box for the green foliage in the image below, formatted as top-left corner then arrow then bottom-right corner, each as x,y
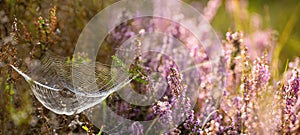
129,64 -> 148,85
112,55 -> 148,84
112,55 -> 127,69
82,125 -> 89,132
97,126 -> 103,135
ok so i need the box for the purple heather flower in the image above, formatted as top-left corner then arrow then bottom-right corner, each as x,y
282,68 -> 300,132
130,122 -> 144,135
153,97 -> 172,117
245,29 -> 275,60
287,68 -> 300,96
167,67 -> 182,99
289,57 -> 300,69
252,56 -> 271,89
203,0 -> 222,22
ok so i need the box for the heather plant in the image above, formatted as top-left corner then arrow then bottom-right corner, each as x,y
1,0 -> 300,135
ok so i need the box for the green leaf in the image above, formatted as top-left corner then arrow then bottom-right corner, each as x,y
112,55 -> 127,69
97,126 -> 103,135
82,125 -> 89,132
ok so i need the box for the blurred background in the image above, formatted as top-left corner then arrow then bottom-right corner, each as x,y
1,0 -> 299,71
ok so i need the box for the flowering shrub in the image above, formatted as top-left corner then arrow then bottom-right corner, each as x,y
1,0 -> 300,134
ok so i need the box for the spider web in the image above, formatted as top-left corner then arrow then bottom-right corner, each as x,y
10,53 -> 134,115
